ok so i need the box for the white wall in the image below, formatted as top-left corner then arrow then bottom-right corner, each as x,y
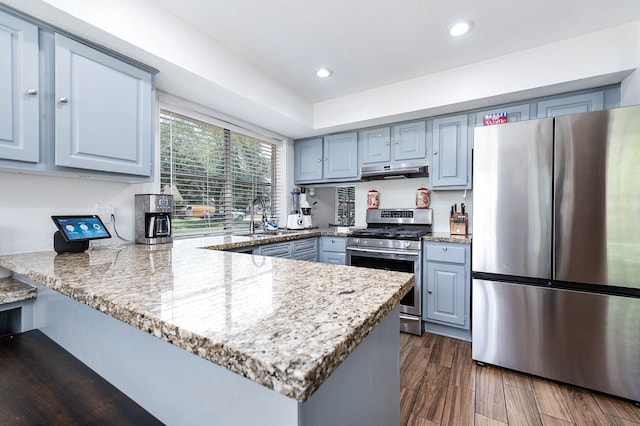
0,171 -> 152,254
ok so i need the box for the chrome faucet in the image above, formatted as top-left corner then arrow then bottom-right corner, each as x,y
249,198 -> 267,234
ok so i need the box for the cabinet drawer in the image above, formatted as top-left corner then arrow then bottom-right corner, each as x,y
258,243 -> 291,258
293,238 -> 317,253
426,244 -> 466,264
322,237 -> 346,253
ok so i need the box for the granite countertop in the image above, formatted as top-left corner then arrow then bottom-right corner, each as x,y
0,229 -> 413,403
423,232 -> 472,244
0,277 -> 37,304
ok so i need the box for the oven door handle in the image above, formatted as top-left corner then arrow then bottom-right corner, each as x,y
346,247 -> 420,257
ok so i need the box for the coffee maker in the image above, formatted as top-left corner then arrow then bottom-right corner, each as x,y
135,194 -> 173,244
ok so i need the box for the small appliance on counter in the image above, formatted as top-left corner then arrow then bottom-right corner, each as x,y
287,188 -> 305,230
299,188 -> 313,228
51,215 -> 112,253
286,213 -> 304,230
135,194 -> 173,244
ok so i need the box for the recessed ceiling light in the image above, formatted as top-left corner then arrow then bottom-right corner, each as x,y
449,21 -> 473,37
316,68 -> 333,78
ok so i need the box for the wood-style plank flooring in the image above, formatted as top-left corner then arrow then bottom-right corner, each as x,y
400,332 -> 640,426
0,330 -> 162,425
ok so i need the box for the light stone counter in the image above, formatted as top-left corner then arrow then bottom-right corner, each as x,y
0,277 -> 37,304
423,232 -> 472,244
0,233 -> 412,404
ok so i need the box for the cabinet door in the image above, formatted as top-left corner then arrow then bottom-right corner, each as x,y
393,121 -> 426,161
359,127 -> 391,165
431,114 -> 469,188
475,104 -> 530,127
256,242 -> 291,258
425,261 -> 466,326
320,252 -> 346,265
0,11 -> 39,162
54,34 -> 153,176
536,92 -> 604,118
294,138 -> 323,183
323,132 -> 358,180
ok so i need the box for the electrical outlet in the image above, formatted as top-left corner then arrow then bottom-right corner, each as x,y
95,203 -> 114,224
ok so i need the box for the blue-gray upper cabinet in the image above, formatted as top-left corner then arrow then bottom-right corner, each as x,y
359,121 -> 426,165
474,104 -> 530,127
536,92 -> 604,118
430,114 -> 470,189
359,127 -> 391,164
323,132 -> 358,181
294,133 -> 358,183
54,34 -> 153,176
0,11 -> 39,163
294,137 -> 323,183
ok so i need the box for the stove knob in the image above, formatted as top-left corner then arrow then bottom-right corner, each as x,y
353,238 -> 360,245
403,241 -> 412,249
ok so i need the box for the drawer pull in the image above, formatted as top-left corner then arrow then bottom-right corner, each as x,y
443,247 -> 448,251
27,89 -> 38,95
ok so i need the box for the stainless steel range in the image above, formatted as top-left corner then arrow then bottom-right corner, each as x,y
346,208 -> 432,335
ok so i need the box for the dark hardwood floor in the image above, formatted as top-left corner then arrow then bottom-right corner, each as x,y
0,330 -> 162,425
400,332 -> 640,426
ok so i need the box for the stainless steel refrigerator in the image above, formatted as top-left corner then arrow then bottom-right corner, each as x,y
472,105 -> 640,402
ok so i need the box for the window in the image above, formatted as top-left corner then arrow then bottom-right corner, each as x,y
160,109 -> 282,236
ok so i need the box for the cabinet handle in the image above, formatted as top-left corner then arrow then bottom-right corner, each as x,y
59,97 -> 69,104
385,141 -> 390,146
443,247 -> 447,251
317,158 -> 322,163
434,151 -> 438,155
27,89 -> 38,96
428,289 -> 432,294
331,239 -> 335,243
394,140 -> 399,145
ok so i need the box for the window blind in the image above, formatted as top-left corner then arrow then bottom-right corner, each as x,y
160,110 -> 281,236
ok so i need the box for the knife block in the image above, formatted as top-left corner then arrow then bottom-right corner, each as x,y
450,213 -> 468,235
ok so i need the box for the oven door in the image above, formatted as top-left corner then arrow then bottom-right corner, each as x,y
346,247 -> 421,317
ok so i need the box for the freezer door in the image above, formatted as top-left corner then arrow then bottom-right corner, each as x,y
472,279 -> 640,402
554,106 -> 640,289
472,119 -> 553,278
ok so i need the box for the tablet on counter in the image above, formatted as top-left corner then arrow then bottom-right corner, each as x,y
51,215 -> 112,242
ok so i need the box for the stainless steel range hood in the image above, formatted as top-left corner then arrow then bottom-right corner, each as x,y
360,162 -> 429,180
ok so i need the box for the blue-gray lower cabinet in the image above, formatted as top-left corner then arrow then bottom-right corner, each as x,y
319,236 -> 346,265
0,10 -> 39,163
254,238 -> 318,261
423,241 -> 470,340
54,34 -> 154,176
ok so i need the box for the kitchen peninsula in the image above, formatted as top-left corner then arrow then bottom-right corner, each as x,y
0,233 -> 413,426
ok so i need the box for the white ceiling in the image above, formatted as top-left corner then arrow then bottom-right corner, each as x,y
150,0 -> 640,102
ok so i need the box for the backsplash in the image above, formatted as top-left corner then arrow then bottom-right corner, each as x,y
0,171 -> 151,254
301,179 -> 473,233
352,178 -> 472,234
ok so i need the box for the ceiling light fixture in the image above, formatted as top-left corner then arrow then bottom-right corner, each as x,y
449,21 -> 473,37
316,68 -> 333,78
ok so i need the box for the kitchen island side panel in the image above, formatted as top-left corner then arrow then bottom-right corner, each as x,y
25,277 -> 401,426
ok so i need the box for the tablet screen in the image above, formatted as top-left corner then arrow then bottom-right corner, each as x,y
51,215 -> 112,242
